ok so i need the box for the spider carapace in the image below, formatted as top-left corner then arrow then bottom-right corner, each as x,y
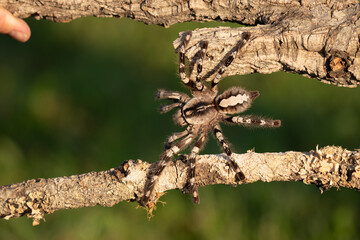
140,31 -> 281,206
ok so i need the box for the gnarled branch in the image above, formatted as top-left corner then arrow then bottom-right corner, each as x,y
3,0 -> 359,86
1,0 -> 359,225
2,0 -> 357,26
172,0 -> 360,88
1,146 -> 359,225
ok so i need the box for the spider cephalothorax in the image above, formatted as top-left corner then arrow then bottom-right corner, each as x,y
140,31 -> 281,206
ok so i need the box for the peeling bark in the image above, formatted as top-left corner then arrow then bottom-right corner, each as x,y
2,0 -> 358,26
1,0 -> 359,225
172,2 -> 360,88
1,146 -> 359,225
2,0 -> 360,86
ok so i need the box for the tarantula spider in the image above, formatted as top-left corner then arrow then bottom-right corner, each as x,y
140,31 -> 281,206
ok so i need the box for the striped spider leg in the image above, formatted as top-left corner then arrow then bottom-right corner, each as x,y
140,31 -> 281,207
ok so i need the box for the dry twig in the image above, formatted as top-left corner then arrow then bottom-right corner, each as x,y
2,0 -> 360,86
0,146 -> 359,225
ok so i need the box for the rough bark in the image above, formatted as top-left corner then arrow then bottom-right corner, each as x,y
2,0 -> 360,87
170,0 -> 360,88
1,146 -> 359,225
1,0 -> 359,225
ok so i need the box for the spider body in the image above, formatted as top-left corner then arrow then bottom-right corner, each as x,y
182,95 -> 216,125
140,31 -> 281,206
174,87 -> 259,126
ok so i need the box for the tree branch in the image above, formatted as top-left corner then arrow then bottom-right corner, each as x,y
1,0 -> 359,225
1,146 -> 359,225
173,10 -> 360,88
2,0 -> 360,86
2,0 -> 357,25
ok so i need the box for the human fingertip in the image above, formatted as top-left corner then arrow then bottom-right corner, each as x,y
8,30 -> 29,42
0,7 -> 31,42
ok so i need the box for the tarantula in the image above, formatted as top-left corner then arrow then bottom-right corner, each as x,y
140,31 -> 281,206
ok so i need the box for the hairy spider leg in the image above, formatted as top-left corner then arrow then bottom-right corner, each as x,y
193,41 -> 209,91
187,131 -> 208,204
178,31 -> 193,87
211,32 -> 251,93
225,115 -> 282,128
212,123 -> 245,181
156,89 -> 190,113
178,32 -> 210,91
159,103 -> 182,113
165,127 -> 191,149
140,131 -> 197,206
156,89 -> 190,102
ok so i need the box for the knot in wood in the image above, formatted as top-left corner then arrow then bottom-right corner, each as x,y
326,50 -> 351,79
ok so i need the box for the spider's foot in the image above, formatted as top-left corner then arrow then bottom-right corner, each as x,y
273,120 -> 282,127
139,195 -> 151,207
235,170 -> 246,182
224,160 -> 245,182
139,188 -> 155,207
139,192 -> 166,215
225,154 -> 246,182
191,187 -> 200,204
183,181 -> 201,204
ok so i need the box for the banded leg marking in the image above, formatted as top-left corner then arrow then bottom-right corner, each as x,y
140,132 -> 196,206
212,124 -> 245,181
211,32 -> 251,93
165,127 -> 191,149
193,41 -> 208,91
178,31 -> 193,86
159,103 -> 182,114
187,132 -> 207,204
226,115 -> 282,128
156,89 -> 190,103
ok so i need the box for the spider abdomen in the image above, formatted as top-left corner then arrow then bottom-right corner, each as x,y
182,97 -> 217,125
215,87 -> 259,114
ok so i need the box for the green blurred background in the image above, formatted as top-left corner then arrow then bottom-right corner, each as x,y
0,17 -> 360,240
